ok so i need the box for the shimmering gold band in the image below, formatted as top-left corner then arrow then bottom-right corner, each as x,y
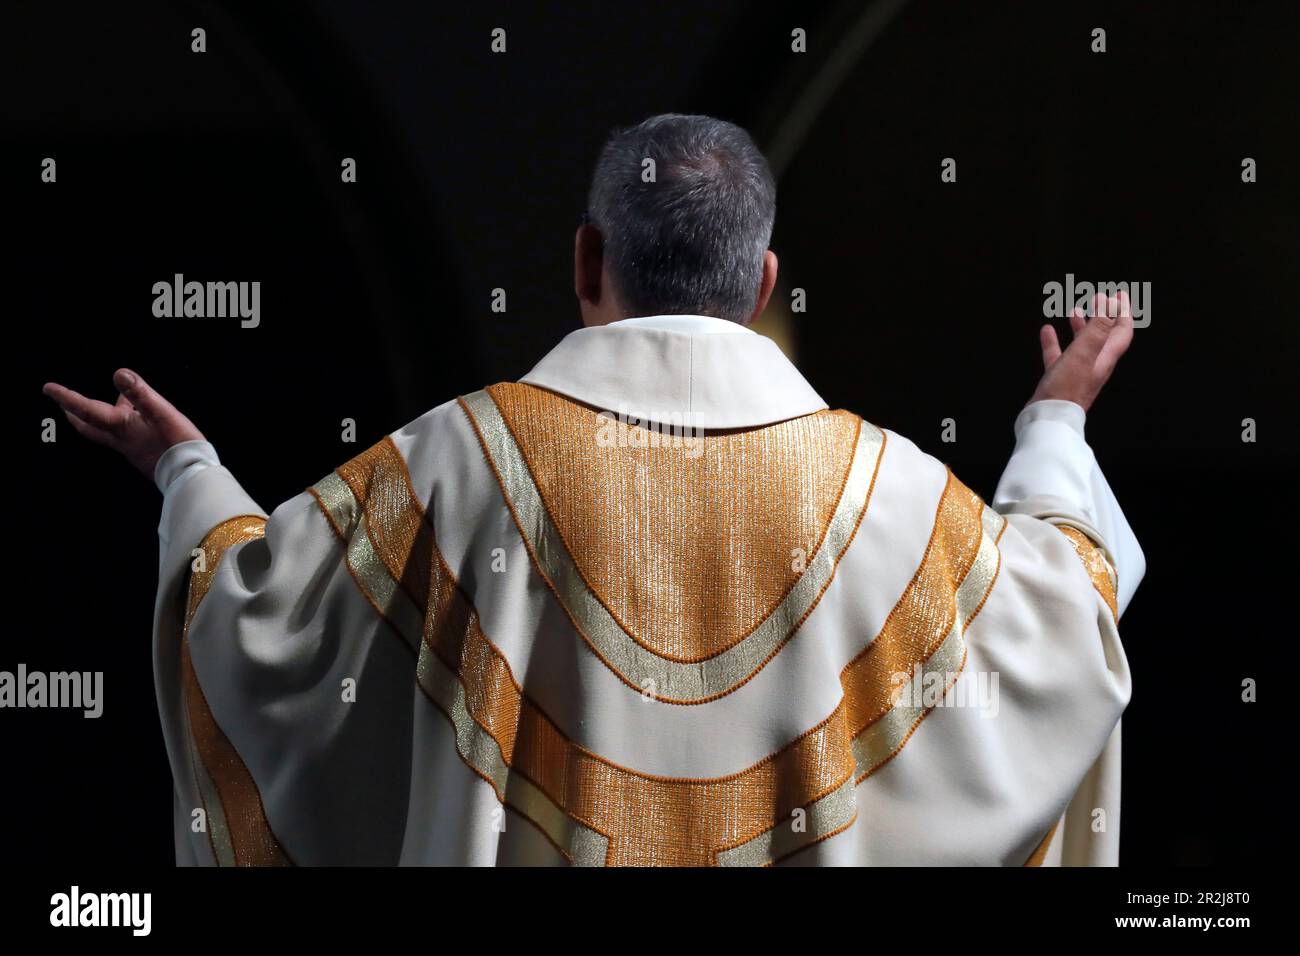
460,388 -> 887,704
181,681 -> 234,866
715,778 -> 859,867
851,502 -> 1004,780
311,427 -> 1004,865
484,382 -> 866,665
182,515 -> 292,867
1057,526 -> 1119,622
415,639 -> 611,865
312,447 -> 612,864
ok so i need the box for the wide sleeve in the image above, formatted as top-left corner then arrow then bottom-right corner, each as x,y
989,399 -> 1143,865
992,400 -> 1145,615
150,440 -> 417,866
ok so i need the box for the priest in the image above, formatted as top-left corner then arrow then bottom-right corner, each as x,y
43,113 -> 1143,866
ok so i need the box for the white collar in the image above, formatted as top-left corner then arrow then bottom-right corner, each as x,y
606,314 -> 757,335
519,314 -> 827,429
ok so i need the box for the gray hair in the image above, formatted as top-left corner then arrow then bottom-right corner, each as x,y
586,114 -> 776,323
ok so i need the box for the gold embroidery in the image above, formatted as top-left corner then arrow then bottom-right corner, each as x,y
459,388 -> 887,703
1057,526 -> 1119,622
182,515 -> 292,867
850,499 -> 1005,780
485,382 -> 862,663
313,433 -> 1004,865
845,476 -> 986,735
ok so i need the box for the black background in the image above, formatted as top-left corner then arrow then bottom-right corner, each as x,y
5,0 -> 1296,868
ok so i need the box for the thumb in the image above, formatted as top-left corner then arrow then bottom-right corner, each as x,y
114,368 -> 204,444
114,368 -> 166,419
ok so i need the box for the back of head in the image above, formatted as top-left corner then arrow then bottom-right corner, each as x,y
587,114 -> 776,324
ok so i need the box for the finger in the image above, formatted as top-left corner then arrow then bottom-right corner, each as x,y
1096,294 -> 1135,378
1073,293 -> 1117,354
1096,323 -> 1133,379
114,368 -> 179,423
43,383 -> 123,433
1039,324 -> 1062,368
1114,288 -> 1132,319
1068,307 -> 1087,337
1091,293 -> 1114,324
63,409 -> 118,448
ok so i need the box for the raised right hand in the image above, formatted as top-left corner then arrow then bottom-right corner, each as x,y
1029,291 -> 1135,412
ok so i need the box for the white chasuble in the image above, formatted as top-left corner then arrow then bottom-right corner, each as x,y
151,315 -> 1142,866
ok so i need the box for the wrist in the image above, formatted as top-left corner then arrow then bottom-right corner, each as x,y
1015,399 -> 1087,440
153,439 -> 220,494
1027,386 -> 1092,412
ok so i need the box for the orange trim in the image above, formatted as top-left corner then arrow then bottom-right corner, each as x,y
1057,526 -> 1119,622
315,432 -> 1001,864
1025,821 -> 1059,866
485,382 -> 865,664
182,515 -> 293,867
458,391 -> 888,704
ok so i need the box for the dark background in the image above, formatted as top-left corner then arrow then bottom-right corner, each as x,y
5,0 -> 1296,866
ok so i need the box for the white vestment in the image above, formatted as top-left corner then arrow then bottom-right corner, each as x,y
152,314 -> 1143,866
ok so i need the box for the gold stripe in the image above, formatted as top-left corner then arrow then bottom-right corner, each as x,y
715,778 -> 858,866
182,515 -> 292,866
1057,526 -> 1119,622
312,449 -> 612,864
181,683 -> 234,866
1025,820 -> 1059,866
459,388 -> 887,704
486,381 -> 865,664
416,640 -> 611,865
309,469 -> 424,656
507,774 -> 611,867
315,435 -> 1004,865
415,642 -> 510,793
851,502 -> 1004,780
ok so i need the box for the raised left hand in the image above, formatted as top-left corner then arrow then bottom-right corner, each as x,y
1029,290 -> 1136,412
